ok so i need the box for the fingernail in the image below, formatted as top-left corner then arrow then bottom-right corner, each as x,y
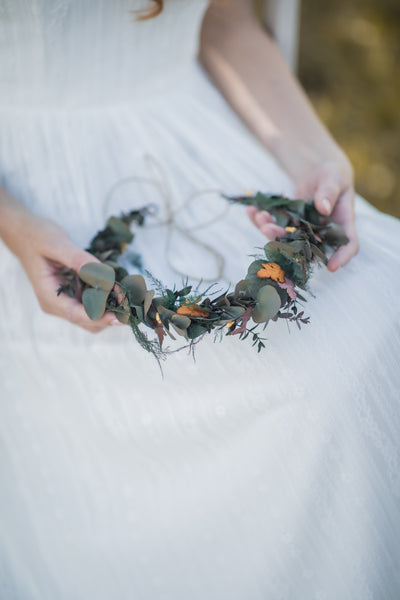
321,198 -> 331,215
111,318 -> 124,326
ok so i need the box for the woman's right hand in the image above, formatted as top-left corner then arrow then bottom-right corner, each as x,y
4,205 -> 122,333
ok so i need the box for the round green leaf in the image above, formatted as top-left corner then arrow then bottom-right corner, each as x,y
104,260 -> 120,270
245,278 -> 267,300
233,279 -> 248,299
252,285 -> 281,323
106,217 -> 134,243
152,296 -> 170,311
143,290 -> 155,318
79,262 -> 115,292
171,314 -> 191,330
246,259 -> 266,279
121,274 -> 147,305
157,305 -> 175,326
170,322 -> 188,339
82,288 -> 109,321
114,266 -> 129,281
187,323 -> 209,340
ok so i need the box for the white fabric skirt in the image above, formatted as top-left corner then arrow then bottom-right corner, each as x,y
1,61 -> 400,599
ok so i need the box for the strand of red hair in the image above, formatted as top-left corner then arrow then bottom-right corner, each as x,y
131,0 -> 163,21
131,0 -> 222,21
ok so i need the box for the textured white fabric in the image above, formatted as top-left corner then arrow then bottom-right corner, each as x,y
1,1 -> 400,599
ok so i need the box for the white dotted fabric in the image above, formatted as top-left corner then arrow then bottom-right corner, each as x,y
1,1 -> 400,598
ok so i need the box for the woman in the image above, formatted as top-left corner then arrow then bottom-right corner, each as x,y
0,1 -> 399,598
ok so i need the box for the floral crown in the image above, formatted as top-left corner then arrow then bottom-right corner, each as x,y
58,191 -> 348,364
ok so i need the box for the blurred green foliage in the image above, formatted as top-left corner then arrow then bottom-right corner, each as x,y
299,0 -> 400,217
255,0 -> 400,217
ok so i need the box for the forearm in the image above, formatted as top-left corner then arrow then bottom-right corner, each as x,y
198,6 -> 347,182
0,187 -> 34,257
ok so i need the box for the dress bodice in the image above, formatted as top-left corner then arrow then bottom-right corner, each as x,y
0,0 -> 209,108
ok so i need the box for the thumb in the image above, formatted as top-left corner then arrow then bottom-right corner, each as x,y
53,240 -> 100,273
314,178 -> 341,216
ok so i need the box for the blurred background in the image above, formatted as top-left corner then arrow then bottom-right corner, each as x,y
258,0 -> 400,218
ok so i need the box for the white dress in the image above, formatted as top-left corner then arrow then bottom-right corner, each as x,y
1,1 -> 400,598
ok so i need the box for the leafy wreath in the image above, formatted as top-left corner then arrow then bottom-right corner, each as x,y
58,191 -> 348,362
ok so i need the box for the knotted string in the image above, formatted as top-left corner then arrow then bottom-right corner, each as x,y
103,153 -> 231,282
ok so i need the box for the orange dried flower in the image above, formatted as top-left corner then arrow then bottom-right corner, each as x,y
176,304 -> 210,318
256,262 -> 285,283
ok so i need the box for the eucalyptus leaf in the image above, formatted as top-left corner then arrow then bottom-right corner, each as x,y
157,305 -> 176,326
82,288 -> 109,321
310,244 -> 328,264
264,241 -> 296,258
252,192 -> 292,210
252,285 -> 281,323
305,203 -> 322,225
143,290 -> 155,318
104,260 -> 120,270
176,286 -> 192,297
233,279 -> 248,298
274,213 -> 290,228
171,314 -> 191,330
244,278 -> 267,300
246,259 -> 267,279
121,274 -> 147,305
106,217 -> 134,243
114,266 -> 129,281
288,199 -> 306,216
79,262 -> 115,292
289,240 -> 306,253
187,323 -> 209,340
152,296 -> 170,310
268,280 -> 289,306
170,323 -> 189,339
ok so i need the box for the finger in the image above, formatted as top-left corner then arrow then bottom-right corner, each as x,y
246,206 -> 285,239
259,222 -> 286,240
327,189 -> 359,271
65,248 -> 100,273
247,207 -> 285,239
80,323 -> 108,334
327,236 -> 359,272
246,206 -> 276,229
327,229 -> 359,271
113,282 -> 125,305
254,210 -> 274,228
50,240 -> 100,273
314,178 -> 342,216
246,206 -> 273,226
246,206 -> 258,224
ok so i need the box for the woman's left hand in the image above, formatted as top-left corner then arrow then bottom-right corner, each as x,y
246,157 -> 360,272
